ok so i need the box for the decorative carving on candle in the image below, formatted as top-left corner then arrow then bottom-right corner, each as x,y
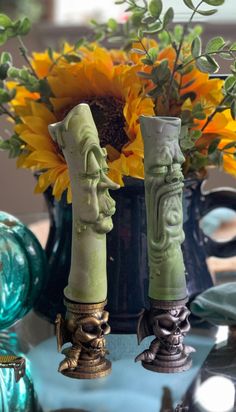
49,103 -> 119,378
136,116 -> 194,373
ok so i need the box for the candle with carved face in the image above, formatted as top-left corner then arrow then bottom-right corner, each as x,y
140,116 -> 187,301
135,116 -> 194,374
49,103 -> 119,378
48,103 -> 119,303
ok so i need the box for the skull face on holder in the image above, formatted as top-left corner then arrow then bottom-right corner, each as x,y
153,307 -> 191,355
135,299 -> 195,372
56,299 -> 111,379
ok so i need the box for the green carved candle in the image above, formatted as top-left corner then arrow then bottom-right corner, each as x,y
140,116 -> 187,301
48,103 -> 119,304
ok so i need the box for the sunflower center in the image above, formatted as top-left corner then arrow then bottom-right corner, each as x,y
83,96 -> 128,155
59,96 -> 129,159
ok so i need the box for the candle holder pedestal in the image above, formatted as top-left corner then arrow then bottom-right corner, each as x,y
56,299 -> 111,379
135,298 -> 194,373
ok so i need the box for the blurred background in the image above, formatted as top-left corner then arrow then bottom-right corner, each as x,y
0,0 -> 236,274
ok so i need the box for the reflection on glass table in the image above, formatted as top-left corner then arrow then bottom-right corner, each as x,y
181,327 -> 236,412
26,332 -> 215,412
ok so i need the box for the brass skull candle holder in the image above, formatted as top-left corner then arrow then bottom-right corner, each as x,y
49,103 -> 119,379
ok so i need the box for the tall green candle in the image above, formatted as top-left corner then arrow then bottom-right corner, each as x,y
48,103 -> 119,304
140,115 -> 187,301
135,116 -> 193,374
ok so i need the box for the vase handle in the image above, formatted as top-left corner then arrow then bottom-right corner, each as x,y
199,185 -> 236,258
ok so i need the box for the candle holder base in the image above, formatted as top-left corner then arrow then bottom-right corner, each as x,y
135,298 -> 195,373
56,299 -> 111,379
141,352 -> 192,373
61,356 -> 111,379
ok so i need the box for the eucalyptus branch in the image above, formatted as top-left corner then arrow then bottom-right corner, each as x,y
167,0 -> 204,108
180,49 -> 236,71
139,38 -> 151,57
0,104 -> 18,121
17,36 -> 38,78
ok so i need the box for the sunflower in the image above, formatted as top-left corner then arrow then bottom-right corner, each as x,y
9,44 -> 154,202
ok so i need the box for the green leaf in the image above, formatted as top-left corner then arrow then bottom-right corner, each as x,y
225,76 -> 236,92
131,48 -> 146,55
152,59 -> 170,83
107,18 -> 118,31
0,14 -> 12,28
206,36 -> 225,53
222,142 -> 236,150
230,42 -> 236,51
179,64 -> 194,75
95,32 -> 105,42
138,28 -> 143,38
230,100 -> 236,120
143,22 -> 162,34
208,138 -> 220,154
163,7 -> 174,27
137,71 -> 153,79
18,17 -> 31,35
75,38 -> 85,49
7,67 -> 21,78
0,88 -> 13,103
174,25 -> 184,42
194,111 -> 206,120
0,63 -> 10,80
141,15 -> 156,24
191,36 -> 202,58
191,130 -> 202,140
183,0 -> 195,10
196,55 -> 219,73
132,12 -> 144,27
147,86 -> 163,97
0,52 -> 12,64
148,0 -> 163,18
64,54 -> 81,63
0,32 -> 7,46
203,0 -> 224,5
141,57 -> 154,65
0,134 -> 23,158
180,79 -> 195,89
114,0 -> 126,3
38,79 -> 52,97
47,47 -> 53,61
196,8 -> 217,15
148,47 -> 159,62
219,51 -> 234,60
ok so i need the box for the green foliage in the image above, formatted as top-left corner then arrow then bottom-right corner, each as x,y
0,14 -> 31,46
0,0 -> 235,175
0,134 -> 23,158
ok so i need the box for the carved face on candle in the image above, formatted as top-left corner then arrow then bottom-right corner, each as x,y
79,146 -> 118,234
48,103 -> 119,235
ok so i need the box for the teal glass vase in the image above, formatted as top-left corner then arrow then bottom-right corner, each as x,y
0,211 -> 48,329
0,331 -> 42,412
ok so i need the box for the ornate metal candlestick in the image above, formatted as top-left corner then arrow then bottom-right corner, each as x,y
49,103 -> 119,379
135,116 -> 194,373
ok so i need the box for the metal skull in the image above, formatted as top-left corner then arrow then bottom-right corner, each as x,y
153,307 -> 190,353
73,310 -> 111,350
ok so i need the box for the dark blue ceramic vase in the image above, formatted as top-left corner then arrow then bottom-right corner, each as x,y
35,176 -> 236,333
